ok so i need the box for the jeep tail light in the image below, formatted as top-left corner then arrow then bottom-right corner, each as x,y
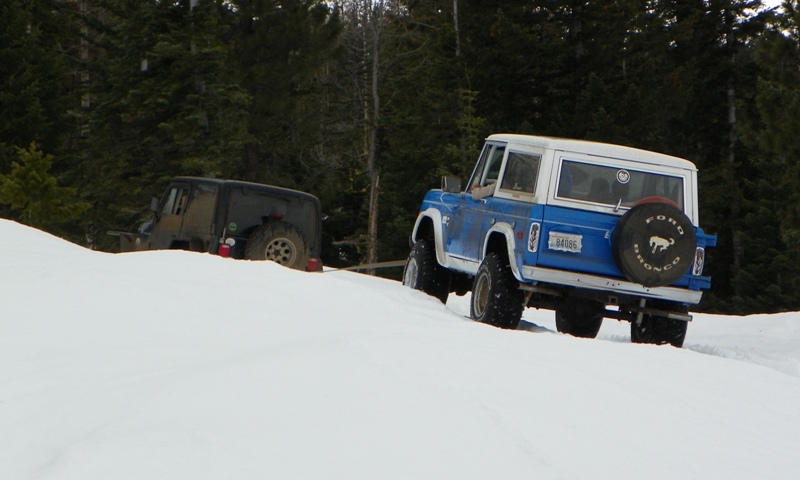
692,247 -> 705,276
217,237 -> 236,258
307,257 -> 323,272
270,213 -> 284,220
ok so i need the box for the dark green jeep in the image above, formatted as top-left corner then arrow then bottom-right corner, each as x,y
111,177 -> 323,271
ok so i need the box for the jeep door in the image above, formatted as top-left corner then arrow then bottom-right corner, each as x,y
178,182 -> 219,251
147,181 -> 191,249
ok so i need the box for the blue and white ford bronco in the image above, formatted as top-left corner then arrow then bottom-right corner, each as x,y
403,134 -> 717,347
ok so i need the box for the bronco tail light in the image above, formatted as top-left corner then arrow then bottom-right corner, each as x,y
307,257 -> 323,272
692,247 -> 706,276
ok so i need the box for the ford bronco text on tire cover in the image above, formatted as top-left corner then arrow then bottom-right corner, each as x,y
110,177 -> 323,271
403,135 -> 717,347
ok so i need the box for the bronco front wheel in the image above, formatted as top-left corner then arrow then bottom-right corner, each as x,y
403,239 -> 450,303
470,253 -> 524,329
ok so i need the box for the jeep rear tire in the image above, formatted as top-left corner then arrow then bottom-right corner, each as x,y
245,222 -> 309,270
470,253 -> 524,329
403,239 -> 450,304
612,200 -> 696,287
555,301 -> 604,338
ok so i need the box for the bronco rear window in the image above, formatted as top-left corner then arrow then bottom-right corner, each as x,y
556,160 -> 684,210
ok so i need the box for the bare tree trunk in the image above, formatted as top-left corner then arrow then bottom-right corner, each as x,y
453,0 -> 461,58
341,0 -> 391,272
366,11 -> 381,270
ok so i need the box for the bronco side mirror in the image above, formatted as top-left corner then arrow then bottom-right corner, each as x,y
441,175 -> 462,193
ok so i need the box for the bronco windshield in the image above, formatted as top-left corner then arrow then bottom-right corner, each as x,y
556,160 -> 684,210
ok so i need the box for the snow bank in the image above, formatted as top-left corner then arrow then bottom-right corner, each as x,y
2,219 -> 799,479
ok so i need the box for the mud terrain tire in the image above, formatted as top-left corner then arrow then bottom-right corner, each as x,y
245,222 -> 309,270
631,316 -> 688,347
555,301 -> 605,338
612,200 -> 696,287
470,253 -> 524,329
403,239 -> 450,304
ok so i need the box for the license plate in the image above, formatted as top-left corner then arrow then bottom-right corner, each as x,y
548,232 -> 582,253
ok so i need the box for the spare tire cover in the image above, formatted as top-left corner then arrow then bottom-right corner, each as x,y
611,201 -> 696,287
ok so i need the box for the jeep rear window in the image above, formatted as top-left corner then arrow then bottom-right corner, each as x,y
556,160 -> 684,209
227,189 -> 318,240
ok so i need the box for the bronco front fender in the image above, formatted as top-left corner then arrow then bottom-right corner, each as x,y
411,208 -> 448,267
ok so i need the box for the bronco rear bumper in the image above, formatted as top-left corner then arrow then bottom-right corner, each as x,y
520,265 -> 704,305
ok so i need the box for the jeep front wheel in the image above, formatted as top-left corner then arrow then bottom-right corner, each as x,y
245,222 -> 309,270
403,239 -> 450,304
470,253 -> 524,329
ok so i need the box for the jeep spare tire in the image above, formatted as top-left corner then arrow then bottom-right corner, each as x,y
611,200 -> 696,287
245,222 -> 309,270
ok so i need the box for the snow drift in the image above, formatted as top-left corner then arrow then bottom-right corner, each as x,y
2,219 -> 800,479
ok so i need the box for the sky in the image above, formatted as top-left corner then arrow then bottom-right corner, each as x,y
2,218 -> 800,480
762,0 -> 788,10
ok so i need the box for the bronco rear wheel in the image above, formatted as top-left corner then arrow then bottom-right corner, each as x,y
631,301 -> 689,347
631,315 -> 688,348
470,253 -> 524,329
555,300 -> 605,338
612,200 -> 696,287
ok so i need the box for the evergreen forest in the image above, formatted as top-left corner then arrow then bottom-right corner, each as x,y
2,0 -> 800,314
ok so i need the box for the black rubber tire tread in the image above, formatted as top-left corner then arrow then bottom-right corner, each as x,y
470,252 -> 524,329
612,201 -> 696,287
402,239 -> 450,303
245,222 -> 309,270
555,300 -> 604,338
631,303 -> 689,348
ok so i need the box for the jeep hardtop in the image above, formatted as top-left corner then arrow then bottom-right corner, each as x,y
403,134 -> 717,347
111,177 -> 322,271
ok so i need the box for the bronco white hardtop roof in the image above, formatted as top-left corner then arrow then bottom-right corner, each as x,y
487,134 -> 698,172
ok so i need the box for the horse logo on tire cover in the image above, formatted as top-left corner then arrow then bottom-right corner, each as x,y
649,236 -> 675,253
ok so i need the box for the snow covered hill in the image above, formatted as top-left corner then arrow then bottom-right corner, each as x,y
2,219 -> 800,480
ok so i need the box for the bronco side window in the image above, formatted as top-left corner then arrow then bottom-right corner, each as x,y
500,152 -> 541,194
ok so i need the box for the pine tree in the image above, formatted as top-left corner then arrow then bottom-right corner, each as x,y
0,0 -> 76,173
75,0 -> 251,247
0,143 -> 89,232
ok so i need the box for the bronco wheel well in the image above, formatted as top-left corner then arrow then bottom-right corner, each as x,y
415,216 -> 435,242
485,232 -> 509,260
